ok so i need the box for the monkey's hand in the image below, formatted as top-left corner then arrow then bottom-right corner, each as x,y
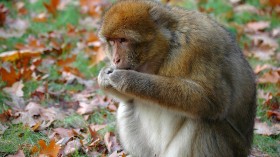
108,69 -> 133,92
98,67 -> 115,89
98,67 -> 132,101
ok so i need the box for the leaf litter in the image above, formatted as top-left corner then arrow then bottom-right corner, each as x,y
0,0 -> 279,156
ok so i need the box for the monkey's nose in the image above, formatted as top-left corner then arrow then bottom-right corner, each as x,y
114,58 -> 121,65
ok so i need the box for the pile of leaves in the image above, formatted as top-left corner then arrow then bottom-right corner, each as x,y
0,0 -> 279,156
0,0 -> 124,156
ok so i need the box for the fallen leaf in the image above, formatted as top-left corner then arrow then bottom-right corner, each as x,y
104,132 -> 121,153
246,21 -> 270,32
254,64 -> 272,74
0,18 -> 29,38
64,139 -> 82,156
0,3 -> 8,26
249,34 -> 279,50
88,125 -> 100,141
272,27 -> 280,37
0,50 -> 42,62
44,0 -> 60,16
249,147 -> 270,157
0,66 -> 20,86
89,124 -> 106,132
32,139 -> 61,157
0,109 -> 12,123
3,81 -> 24,97
77,101 -> 97,115
15,2 -> 28,15
254,120 -> 280,135
32,121 -> 42,131
269,0 -> 280,7
7,150 -> 25,157
258,69 -> 280,84
33,12 -> 48,22
12,102 -> 59,129
53,128 -> 74,138
233,4 -> 258,14
267,110 -> 280,121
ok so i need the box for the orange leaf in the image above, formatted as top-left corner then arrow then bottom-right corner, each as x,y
0,66 -> 20,87
0,50 -> 41,62
32,121 -> 42,131
44,0 -> 60,16
35,139 -> 61,157
267,110 -> 280,121
57,55 -> 76,66
269,0 -> 280,7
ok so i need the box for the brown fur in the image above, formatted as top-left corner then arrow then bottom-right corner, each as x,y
98,0 -> 256,156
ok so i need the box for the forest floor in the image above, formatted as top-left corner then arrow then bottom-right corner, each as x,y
0,0 -> 279,156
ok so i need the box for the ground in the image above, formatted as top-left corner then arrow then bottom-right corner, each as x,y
0,0 -> 279,157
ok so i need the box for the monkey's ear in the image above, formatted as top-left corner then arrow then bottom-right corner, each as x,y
149,6 -> 176,28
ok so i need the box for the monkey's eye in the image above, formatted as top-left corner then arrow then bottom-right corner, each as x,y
120,38 -> 127,43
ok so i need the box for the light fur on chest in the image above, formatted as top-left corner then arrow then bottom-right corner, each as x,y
117,100 -> 196,157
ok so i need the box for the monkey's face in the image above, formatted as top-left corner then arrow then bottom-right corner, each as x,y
104,35 -> 156,73
99,1 -> 170,74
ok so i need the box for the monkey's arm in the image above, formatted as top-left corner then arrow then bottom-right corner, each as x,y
108,69 -> 227,119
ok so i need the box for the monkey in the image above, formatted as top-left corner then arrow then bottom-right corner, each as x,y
97,0 -> 256,156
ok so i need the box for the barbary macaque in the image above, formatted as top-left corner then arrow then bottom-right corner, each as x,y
97,0 -> 256,156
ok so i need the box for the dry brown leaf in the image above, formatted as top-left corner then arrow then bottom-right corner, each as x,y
0,18 -> 29,38
258,70 -> 280,84
249,147 -> 270,157
53,128 -> 74,138
7,150 -> 25,157
89,124 -> 106,132
64,139 -> 82,156
3,81 -> 24,97
267,110 -> 280,121
33,13 -> 48,22
12,102 -> 58,129
104,132 -> 121,153
254,120 -> 280,135
77,101 -> 97,115
234,4 -> 258,14
15,2 -> 28,15
246,21 -> 270,32
249,34 -> 279,50
0,109 -> 12,123
254,64 -> 272,74
0,3 -> 8,26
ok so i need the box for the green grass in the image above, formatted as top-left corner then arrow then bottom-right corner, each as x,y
253,135 -> 280,157
0,0 -> 81,52
0,124 -> 49,156
53,114 -> 87,129
1,0 -> 280,156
